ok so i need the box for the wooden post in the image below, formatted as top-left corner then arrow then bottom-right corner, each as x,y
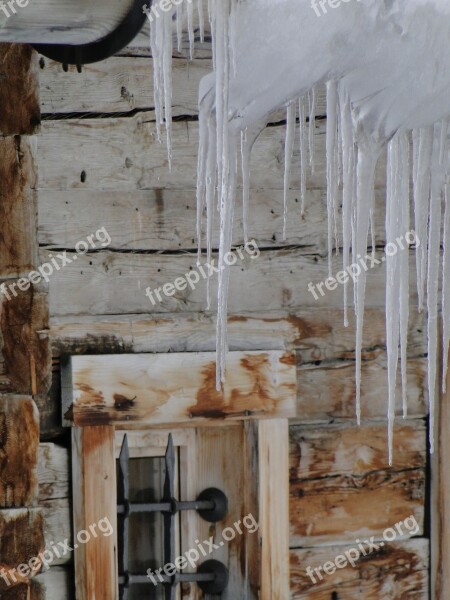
72,426 -> 118,600
258,419 -> 290,600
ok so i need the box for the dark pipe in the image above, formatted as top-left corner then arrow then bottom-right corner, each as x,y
33,0 -> 149,67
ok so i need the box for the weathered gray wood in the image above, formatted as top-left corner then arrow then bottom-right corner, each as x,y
37,117 -> 387,191
0,396 -> 39,508
62,351 -> 296,427
40,499 -> 71,567
0,0 -> 135,45
42,247 -> 418,316
47,308 -> 426,359
37,444 -> 69,502
39,56 -> 328,119
289,420 -> 426,547
37,187 -> 388,253
290,539 -> 428,599
34,567 -> 74,600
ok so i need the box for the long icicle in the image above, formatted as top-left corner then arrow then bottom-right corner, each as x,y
413,127 -> 433,312
427,122 -> 445,454
326,80 -> 339,276
386,133 -> 401,465
354,137 -> 381,426
398,131 -> 410,419
299,96 -> 307,215
283,101 -> 297,241
339,87 -> 356,327
309,86 -> 317,174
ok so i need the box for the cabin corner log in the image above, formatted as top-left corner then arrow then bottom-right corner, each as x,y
0,289 -> 51,396
0,44 -> 40,136
0,508 -> 45,592
62,351 -> 297,427
0,396 -> 39,508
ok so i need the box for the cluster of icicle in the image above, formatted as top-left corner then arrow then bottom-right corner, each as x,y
147,0 -> 450,464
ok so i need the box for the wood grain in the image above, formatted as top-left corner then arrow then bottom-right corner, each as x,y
62,351 -> 296,427
289,421 -> 426,547
0,396 -> 39,508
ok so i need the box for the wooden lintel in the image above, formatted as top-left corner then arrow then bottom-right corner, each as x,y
62,351 -> 296,427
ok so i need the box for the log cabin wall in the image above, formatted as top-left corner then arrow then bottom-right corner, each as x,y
0,24 -> 429,599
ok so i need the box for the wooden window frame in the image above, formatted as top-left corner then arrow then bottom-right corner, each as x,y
64,350 -> 296,600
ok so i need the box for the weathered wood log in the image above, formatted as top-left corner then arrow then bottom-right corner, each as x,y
37,117 -> 388,191
289,421 -> 426,547
39,56 -> 328,120
41,248 -> 419,317
290,539 -> 428,599
0,396 -> 39,508
37,444 -> 69,503
62,351 -> 296,427
0,1 -> 135,45
37,187 -> 389,253
0,136 -> 38,276
0,289 -> 51,396
0,508 -> 44,591
0,45 -> 39,135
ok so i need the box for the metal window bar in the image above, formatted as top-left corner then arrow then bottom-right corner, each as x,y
117,433 -> 229,599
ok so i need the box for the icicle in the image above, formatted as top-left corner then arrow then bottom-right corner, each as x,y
198,0 -> 205,43
196,107 -> 209,263
283,101 -> 296,240
308,86 -> 317,174
176,3 -> 183,53
427,122 -> 446,454
240,121 -> 266,245
385,133 -> 401,465
148,4 -> 174,168
205,114 -> 217,310
354,137 -> 381,426
326,80 -> 339,276
412,127 -> 433,312
443,184 -> 450,391
398,132 -> 410,419
299,96 -> 307,215
385,130 -> 410,463
339,88 -> 356,327
187,0 -> 195,60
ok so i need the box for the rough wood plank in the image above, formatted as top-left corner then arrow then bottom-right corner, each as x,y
0,45 -> 40,135
48,310 -> 427,420
297,353 -> 427,420
72,426 -> 117,600
289,421 -> 426,547
290,539 -> 428,599
40,499 -> 71,567
62,351 -> 296,427
37,118 -> 387,191
0,508 -> 44,591
47,308 -> 426,360
258,419 -> 290,600
39,57 -> 211,116
0,396 -> 39,508
196,425 -> 257,599
0,289 -> 51,395
34,567 -> 73,600
37,187 -> 390,253
43,248 -> 418,317
37,444 -> 69,502
0,136 -> 38,276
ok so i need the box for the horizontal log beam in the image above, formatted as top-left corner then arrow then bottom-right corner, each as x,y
62,351 -> 297,427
